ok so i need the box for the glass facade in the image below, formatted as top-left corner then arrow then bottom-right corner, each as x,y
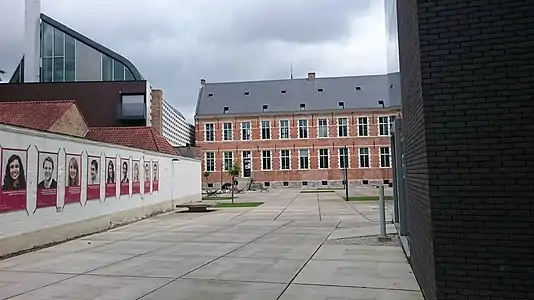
10,16 -> 139,83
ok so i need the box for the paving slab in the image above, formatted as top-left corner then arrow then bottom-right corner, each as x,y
184,257 -> 307,284
227,242 -> 319,259
39,239 -> 114,253
328,223 -> 397,240
193,232 -> 266,243
6,274 -> 171,300
0,271 -> 73,300
5,252 -> 135,274
139,278 -> 285,300
173,225 -> 224,233
256,233 -> 328,246
128,231 -> 204,242
279,284 -> 425,300
271,226 -> 333,235
79,240 -> 174,255
151,242 -> 243,257
79,230 -> 150,241
285,220 -> 340,227
294,260 -> 420,291
313,245 -> 408,263
88,253 -> 215,278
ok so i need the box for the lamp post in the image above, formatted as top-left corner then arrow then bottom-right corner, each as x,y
344,145 -> 349,201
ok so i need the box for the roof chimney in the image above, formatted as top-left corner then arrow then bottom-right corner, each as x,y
200,78 -> 206,85
307,72 -> 316,81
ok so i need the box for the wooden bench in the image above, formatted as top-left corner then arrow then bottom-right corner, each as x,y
175,202 -> 216,212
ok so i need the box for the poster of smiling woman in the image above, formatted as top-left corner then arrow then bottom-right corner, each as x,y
36,151 -> 58,209
86,156 -> 101,201
144,161 -> 151,194
0,148 -> 28,213
65,154 -> 82,204
105,157 -> 117,198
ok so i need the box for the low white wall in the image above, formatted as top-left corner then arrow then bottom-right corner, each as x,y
0,124 -> 201,256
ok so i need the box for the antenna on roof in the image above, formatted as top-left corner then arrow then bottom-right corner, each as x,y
290,62 -> 293,80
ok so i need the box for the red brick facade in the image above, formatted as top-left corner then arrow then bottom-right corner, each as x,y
196,108 -> 399,188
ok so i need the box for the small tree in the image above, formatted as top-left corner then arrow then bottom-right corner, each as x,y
227,165 -> 240,204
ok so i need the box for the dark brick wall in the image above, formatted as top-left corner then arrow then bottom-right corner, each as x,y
399,0 -> 534,299
397,0 -> 436,299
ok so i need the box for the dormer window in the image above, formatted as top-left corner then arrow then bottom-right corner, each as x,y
244,91 -> 250,95
223,106 -> 229,113
281,90 -> 287,94
338,101 -> 345,108
355,86 -> 361,91
318,88 -> 323,92
262,104 -> 268,112
300,103 -> 306,110
208,93 -> 214,97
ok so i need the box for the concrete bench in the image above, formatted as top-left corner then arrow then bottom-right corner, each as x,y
175,202 -> 216,212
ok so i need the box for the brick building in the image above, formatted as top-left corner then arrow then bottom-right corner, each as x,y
394,0 -> 534,299
195,72 -> 401,188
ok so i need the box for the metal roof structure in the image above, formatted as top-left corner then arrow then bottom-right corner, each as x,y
195,72 -> 401,117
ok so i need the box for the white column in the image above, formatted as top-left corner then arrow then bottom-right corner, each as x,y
24,0 -> 41,83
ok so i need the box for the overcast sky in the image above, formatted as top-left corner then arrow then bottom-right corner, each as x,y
0,0 -> 387,122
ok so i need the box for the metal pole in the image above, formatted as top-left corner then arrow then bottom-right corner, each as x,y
343,146 -> 349,201
378,184 -> 387,238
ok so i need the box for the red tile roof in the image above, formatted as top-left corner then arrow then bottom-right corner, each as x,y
85,126 -> 178,156
0,100 -> 76,131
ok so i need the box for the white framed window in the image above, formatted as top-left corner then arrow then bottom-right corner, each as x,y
261,150 -> 272,170
298,119 -> 308,139
205,152 -> 215,172
358,117 -> 369,137
337,117 -> 348,137
279,119 -> 290,139
378,116 -> 390,136
339,147 -> 350,168
261,120 -> 271,140
317,118 -> 329,138
280,149 -> 291,170
241,121 -> 251,140
318,148 -> 329,169
359,147 -> 370,168
380,147 -> 391,168
223,151 -> 233,171
204,123 -> 214,141
299,149 -> 309,169
222,122 -> 233,141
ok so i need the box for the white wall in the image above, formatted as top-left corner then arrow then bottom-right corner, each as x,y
0,124 -> 201,253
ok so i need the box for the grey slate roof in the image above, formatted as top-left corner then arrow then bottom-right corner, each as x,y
195,72 -> 400,116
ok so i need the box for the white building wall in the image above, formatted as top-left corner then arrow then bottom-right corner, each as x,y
0,124 -> 201,256
162,100 -> 194,146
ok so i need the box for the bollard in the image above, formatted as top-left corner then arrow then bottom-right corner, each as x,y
378,185 -> 388,239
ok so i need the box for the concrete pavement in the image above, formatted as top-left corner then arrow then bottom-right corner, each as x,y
0,189 -> 423,299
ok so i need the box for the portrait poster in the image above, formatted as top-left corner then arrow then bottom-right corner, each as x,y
36,151 -> 58,209
132,160 -> 141,194
87,156 -> 101,201
105,157 -> 117,198
152,161 -> 159,192
0,148 -> 28,213
144,161 -> 151,194
120,158 -> 130,196
65,154 -> 82,204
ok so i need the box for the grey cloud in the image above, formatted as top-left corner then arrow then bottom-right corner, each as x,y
0,0 -> 386,122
